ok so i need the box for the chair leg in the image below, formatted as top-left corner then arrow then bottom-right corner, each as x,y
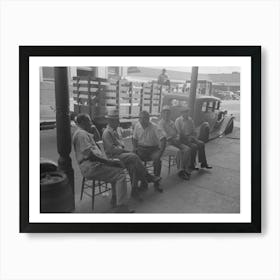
111,183 -> 117,207
80,177 -> 85,200
92,180 -> 95,211
168,156 -> 171,174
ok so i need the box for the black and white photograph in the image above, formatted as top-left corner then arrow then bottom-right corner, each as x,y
20,46 -> 260,232
40,65 -> 240,214
3,0 -> 280,279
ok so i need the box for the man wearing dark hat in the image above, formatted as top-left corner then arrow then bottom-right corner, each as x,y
175,107 -> 212,170
158,105 -> 192,180
102,109 -> 161,201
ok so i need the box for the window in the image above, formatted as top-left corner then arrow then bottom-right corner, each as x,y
170,99 -> 179,106
180,100 -> 188,107
202,102 -> 207,112
207,101 -> 215,112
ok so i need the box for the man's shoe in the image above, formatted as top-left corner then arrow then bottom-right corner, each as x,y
113,205 -> 135,213
201,163 -> 212,169
146,173 -> 161,184
131,189 -> 144,202
178,170 -> 190,181
190,166 -> 199,171
139,181 -> 148,192
154,183 -> 163,193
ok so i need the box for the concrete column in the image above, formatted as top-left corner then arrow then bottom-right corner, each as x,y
54,67 -> 75,211
189,67 -> 199,118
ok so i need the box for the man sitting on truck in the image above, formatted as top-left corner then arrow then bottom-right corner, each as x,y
133,111 -> 167,193
158,105 -> 192,180
102,110 -> 161,202
72,113 -> 134,213
175,107 -> 212,170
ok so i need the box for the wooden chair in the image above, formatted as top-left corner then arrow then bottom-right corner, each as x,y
162,146 -> 178,175
80,178 -> 116,211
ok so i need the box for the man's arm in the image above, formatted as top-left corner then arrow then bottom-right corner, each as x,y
84,149 -> 123,167
91,125 -> 101,142
190,119 -> 197,137
154,125 -> 167,157
102,130 -> 124,156
159,137 -> 167,157
174,118 -> 183,137
132,138 -> 138,153
132,124 -> 139,153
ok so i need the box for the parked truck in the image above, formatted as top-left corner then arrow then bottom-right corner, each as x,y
72,76 -> 234,142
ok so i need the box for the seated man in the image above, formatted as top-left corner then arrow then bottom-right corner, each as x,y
175,107 -> 212,169
158,105 -> 192,180
133,111 -> 167,193
72,113 -> 134,213
102,109 -> 161,202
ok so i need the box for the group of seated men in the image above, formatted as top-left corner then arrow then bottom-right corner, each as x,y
72,106 -> 212,213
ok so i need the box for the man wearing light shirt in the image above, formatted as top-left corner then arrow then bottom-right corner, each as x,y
158,105 -> 192,180
175,107 -> 212,170
133,111 -> 167,192
72,113 -> 134,213
102,110 -> 161,201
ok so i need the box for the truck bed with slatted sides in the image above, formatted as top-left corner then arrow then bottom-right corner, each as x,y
73,76 -> 167,127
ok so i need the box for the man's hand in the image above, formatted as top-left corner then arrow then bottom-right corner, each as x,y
108,159 -> 124,168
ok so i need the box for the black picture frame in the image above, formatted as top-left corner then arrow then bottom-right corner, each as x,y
20,46 -> 261,233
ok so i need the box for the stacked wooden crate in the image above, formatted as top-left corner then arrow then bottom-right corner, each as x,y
142,82 -> 162,115
73,76 -> 110,120
117,80 -> 141,118
73,77 -> 162,120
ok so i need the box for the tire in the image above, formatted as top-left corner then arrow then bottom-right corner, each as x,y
224,119 -> 234,135
40,171 -> 73,213
199,123 -> 210,143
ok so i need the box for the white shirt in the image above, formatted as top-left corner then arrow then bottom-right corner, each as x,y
133,121 -> 166,147
175,116 -> 195,136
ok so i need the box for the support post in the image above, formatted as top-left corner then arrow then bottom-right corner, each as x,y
189,66 -> 199,118
54,67 -> 75,211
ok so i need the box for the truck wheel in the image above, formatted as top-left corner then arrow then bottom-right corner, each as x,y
199,123 -> 210,143
225,119 -> 234,135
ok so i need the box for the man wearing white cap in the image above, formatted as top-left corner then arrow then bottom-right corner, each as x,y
175,107 -> 212,170
158,105 -> 192,180
102,109 -> 161,201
